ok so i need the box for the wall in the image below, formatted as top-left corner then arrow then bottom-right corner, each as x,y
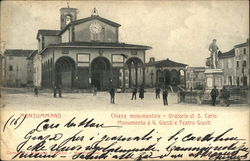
4,56 -> 28,87
61,29 -> 70,43
53,48 -> 145,67
218,57 -> 236,86
33,54 -> 42,87
74,19 -> 118,43
45,36 -> 60,47
38,35 -> 61,52
27,59 -> 34,84
144,66 -> 156,87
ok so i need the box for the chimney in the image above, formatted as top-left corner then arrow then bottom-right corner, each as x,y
149,57 -> 155,63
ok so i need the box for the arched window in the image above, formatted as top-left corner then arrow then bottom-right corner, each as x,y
65,15 -> 72,25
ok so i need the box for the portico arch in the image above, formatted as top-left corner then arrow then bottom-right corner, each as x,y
164,70 -> 171,87
91,56 -> 111,90
170,69 -> 180,86
55,56 -> 76,89
125,57 -> 143,88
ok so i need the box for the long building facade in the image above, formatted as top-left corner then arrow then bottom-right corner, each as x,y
217,38 -> 249,87
36,7 -> 151,90
1,50 -> 35,87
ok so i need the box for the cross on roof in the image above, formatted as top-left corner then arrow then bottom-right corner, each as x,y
91,8 -> 99,16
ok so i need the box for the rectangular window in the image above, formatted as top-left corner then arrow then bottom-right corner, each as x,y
9,65 -> 13,71
243,60 -> 247,67
236,61 -> 240,67
243,48 -> 246,54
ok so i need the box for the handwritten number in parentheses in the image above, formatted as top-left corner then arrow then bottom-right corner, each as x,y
3,114 -> 27,132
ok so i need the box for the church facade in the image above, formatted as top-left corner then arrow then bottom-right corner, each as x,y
36,7 -> 151,90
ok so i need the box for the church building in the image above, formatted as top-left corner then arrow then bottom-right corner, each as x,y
36,7 -> 151,90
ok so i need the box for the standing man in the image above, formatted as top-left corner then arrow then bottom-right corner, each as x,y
155,86 -> 161,99
131,86 -> 137,100
209,39 -> 219,69
58,85 -> 62,98
109,87 -> 115,104
162,88 -> 168,106
220,86 -> 230,106
139,85 -> 145,100
34,86 -> 38,96
53,85 -> 57,98
210,86 -> 219,106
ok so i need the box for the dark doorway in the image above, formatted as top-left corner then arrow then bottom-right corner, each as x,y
170,69 -> 180,86
228,76 -> 232,86
243,76 -> 247,86
55,56 -> 75,89
125,57 -> 143,88
164,70 -> 171,87
91,57 -> 111,90
156,70 -> 164,87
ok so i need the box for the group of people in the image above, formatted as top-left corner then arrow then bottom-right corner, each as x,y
34,84 -> 230,107
108,86 -> 169,106
156,86 -> 169,106
34,84 -> 169,105
131,86 -> 145,100
210,86 -> 230,106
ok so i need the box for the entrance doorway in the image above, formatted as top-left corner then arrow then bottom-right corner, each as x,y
243,76 -> 247,86
55,56 -> 75,89
164,70 -> 171,87
91,57 -> 111,90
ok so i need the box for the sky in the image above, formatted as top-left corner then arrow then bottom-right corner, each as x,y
0,0 -> 249,67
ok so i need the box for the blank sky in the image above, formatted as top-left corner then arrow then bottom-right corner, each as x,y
0,0 -> 249,66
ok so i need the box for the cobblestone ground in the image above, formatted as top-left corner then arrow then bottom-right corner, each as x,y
0,88 -> 249,111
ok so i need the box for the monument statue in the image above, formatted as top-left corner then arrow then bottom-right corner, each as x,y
208,39 -> 219,69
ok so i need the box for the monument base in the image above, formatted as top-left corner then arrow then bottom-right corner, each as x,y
204,68 -> 224,92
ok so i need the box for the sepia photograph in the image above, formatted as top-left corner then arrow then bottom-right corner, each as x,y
0,0 -> 249,160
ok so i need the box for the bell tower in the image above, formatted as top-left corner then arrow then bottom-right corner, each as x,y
60,4 -> 77,29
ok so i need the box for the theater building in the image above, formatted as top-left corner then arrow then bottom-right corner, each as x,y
121,57 -> 187,89
37,7 -> 151,90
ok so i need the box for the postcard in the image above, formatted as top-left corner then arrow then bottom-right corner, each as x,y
0,0 -> 249,160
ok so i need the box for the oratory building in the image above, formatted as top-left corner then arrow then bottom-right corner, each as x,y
36,7 -> 151,90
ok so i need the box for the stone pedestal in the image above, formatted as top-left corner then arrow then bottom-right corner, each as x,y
204,68 -> 224,91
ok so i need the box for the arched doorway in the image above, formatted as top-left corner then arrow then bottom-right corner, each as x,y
55,56 -> 75,89
170,69 -> 180,86
164,70 -> 171,87
125,57 -> 143,88
156,70 -> 164,87
91,57 -> 111,90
